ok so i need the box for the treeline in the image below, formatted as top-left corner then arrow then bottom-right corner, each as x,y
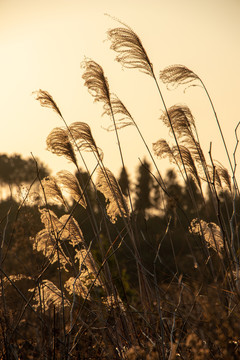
0,153 -> 237,291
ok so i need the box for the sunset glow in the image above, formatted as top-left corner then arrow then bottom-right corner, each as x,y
1,0 -> 240,178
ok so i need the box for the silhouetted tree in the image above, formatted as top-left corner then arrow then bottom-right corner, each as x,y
0,153 -> 49,186
152,176 -> 162,211
74,169 -> 97,210
163,169 -> 204,226
182,176 -> 203,216
164,169 -> 183,225
134,159 -> 153,214
118,166 -> 130,196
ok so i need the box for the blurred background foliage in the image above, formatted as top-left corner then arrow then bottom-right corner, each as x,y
1,153 -> 237,289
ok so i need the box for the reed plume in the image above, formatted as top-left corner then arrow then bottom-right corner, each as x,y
82,59 -> 134,132
62,217 -> 102,301
206,162 -> 232,194
153,139 -> 201,189
81,59 -> 134,138
32,209 -> 70,271
106,18 -> 153,76
56,214 -> 85,247
65,271 -> 96,299
160,105 -> 205,164
41,176 -> 67,207
96,167 -> 129,223
173,145 -> 202,189
33,226 -> 69,270
190,218 -> 224,255
160,65 -> 199,89
103,93 -> 134,130
33,89 -> 62,117
29,279 -> 70,312
68,122 -> 103,161
82,59 -> 110,107
161,105 -> 196,137
46,127 -> 77,165
65,247 -> 101,300
215,162 -> 232,193
56,170 -> 87,208
152,139 -> 174,162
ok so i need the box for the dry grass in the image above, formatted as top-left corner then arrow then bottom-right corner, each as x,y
1,18 -> 240,359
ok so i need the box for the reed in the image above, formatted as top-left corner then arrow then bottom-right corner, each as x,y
1,18 -> 240,359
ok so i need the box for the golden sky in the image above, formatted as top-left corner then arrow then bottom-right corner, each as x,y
1,0 -> 240,181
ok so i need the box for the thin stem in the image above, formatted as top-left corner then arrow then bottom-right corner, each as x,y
200,80 -> 239,195
151,70 -> 206,224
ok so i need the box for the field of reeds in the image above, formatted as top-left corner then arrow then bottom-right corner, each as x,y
1,18 -> 240,359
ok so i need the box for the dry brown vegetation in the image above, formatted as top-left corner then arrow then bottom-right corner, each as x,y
1,18 -> 240,359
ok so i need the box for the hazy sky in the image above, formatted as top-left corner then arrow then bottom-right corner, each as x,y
1,0 -> 240,181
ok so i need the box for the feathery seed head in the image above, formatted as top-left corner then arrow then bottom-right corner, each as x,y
161,105 -> 196,133
190,219 -> 224,255
29,280 -> 70,312
68,122 -> 103,161
96,167 -> 129,223
161,105 -> 206,166
46,127 -> 77,165
215,162 -> 232,192
81,59 -> 110,106
57,170 -> 87,208
103,93 -> 134,130
33,89 -> 62,117
152,139 -> 174,162
173,145 -> 201,189
58,214 -> 85,246
160,65 -> 200,89
41,176 -> 66,207
107,24 -> 153,76
33,209 -> 71,270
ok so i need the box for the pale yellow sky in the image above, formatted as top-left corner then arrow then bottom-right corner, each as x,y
1,0 -> 240,182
